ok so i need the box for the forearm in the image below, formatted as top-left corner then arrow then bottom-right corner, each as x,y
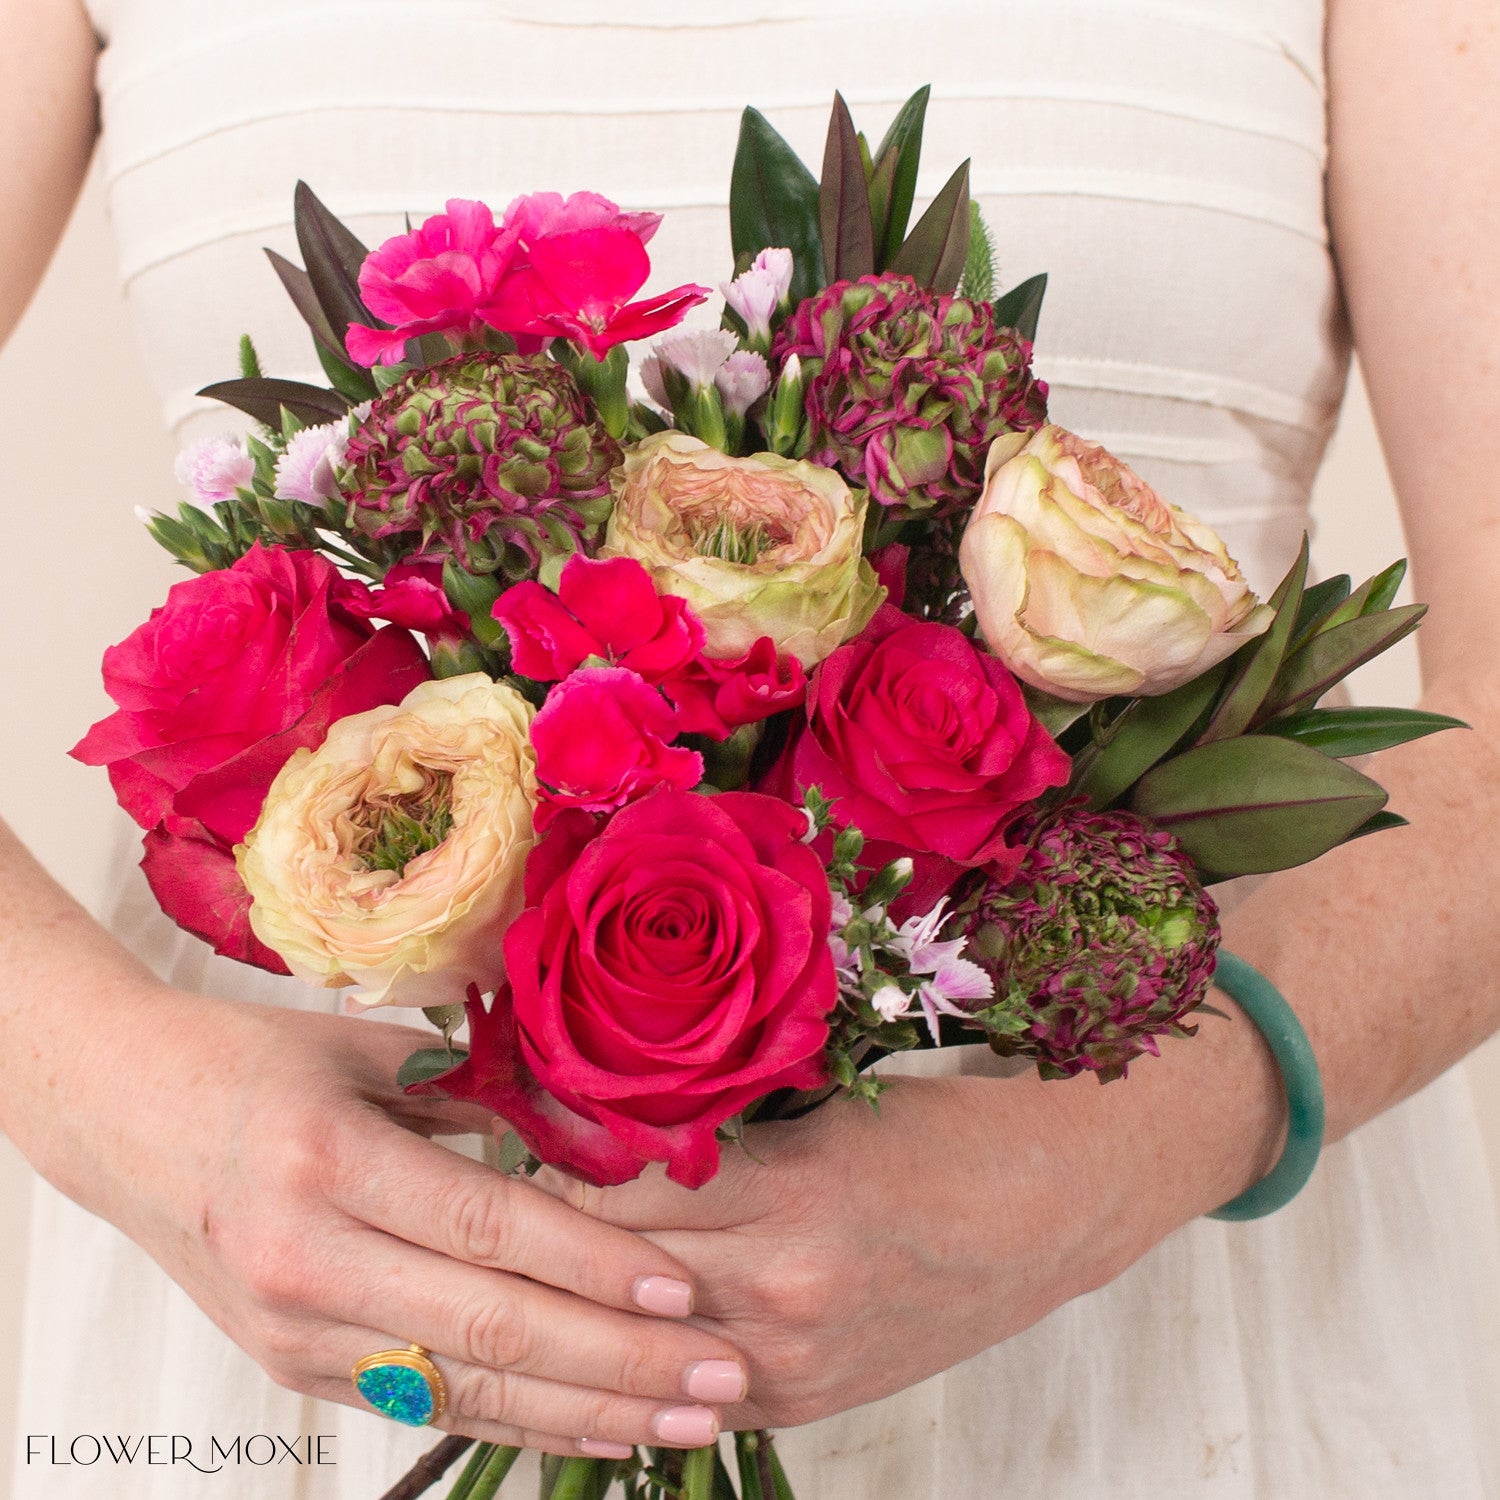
973,668 -> 1499,1289
1223,667 -> 1500,1144
0,816 -> 169,1173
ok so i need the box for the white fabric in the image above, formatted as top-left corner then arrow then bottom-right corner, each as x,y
15,0 -> 1500,1494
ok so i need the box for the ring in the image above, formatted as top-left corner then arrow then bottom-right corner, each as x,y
352,1343 -> 447,1427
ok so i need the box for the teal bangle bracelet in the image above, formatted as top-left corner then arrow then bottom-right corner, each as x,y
1207,951 -> 1326,1222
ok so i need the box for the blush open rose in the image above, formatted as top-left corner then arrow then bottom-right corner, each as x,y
772,605 -> 1071,889
419,791 -> 836,1187
960,425 -> 1273,702
237,674 -> 538,1007
602,431 -> 883,666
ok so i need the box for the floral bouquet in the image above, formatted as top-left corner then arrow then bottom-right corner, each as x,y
74,88 -> 1458,1500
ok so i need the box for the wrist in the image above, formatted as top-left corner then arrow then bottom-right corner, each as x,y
990,991 -> 1288,1284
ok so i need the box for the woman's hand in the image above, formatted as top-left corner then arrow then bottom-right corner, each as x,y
538,1036 -> 1284,1432
20,975 -> 747,1459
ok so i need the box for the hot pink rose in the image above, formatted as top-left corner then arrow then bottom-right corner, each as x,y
770,605 -> 1070,887
664,637 -> 807,740
493,554 -> 703,683
531,667 -> 701,829
72,545 -> 430,965
416,791 -> 836,1186
346,199 -> 516,366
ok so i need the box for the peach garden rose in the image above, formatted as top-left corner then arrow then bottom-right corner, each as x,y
236,673 -> 537,1007
602,431 -> 884,667
959,425 -> 1273,702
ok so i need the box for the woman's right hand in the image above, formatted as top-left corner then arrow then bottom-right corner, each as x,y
21,973 -> 745,1459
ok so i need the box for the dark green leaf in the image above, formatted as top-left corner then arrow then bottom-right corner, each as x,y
395,1047 -> 467,1088
265,248 -> 341,356
865,145 -> 898,269
870,83 -> 931,266
1338,558 -> 1409,624
1022,684 -> 1090,738
197,377 -> 350,428
1131,734 -> 1387,877
1258,603 -> 1427,720
889,159 -> 970,293
729,108 -> 825,303
1071,664 -> 1229,810
989,271 -> 1048,342
1346,809 -> 1409,841
820,92 -> 875,282
1261,706 -> 1466,757
1197,534 -> 1309,743
1288,573 -> 1351,648
317,343 -> 381,404
294,180 -> 378,355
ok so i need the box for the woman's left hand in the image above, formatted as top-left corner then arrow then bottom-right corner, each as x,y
537,1057 -> 1279,1431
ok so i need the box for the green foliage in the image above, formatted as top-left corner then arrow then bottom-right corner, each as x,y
989,271 -> 1048,342
819,93 -> 875,282
395,1047 -> 467,1088
729,107 -> 825,304
958,201 -> 995,301
888,159 -> 971,293
1130,734 -> 1388,879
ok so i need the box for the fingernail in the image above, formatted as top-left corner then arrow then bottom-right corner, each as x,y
633,1275 -> 694,1317
652,1405 -> 719,1447
684,1360 -> 747,1403
579,1438 -> 634,1459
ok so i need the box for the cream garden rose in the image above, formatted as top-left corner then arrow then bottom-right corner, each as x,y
237,673 -> 537,1007
602,431 -> 883,666
959,425 -> 1273,702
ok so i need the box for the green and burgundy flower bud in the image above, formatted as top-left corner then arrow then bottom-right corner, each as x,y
775,274 -> 1048,517
951,808 -> 1220,1082
340,352 -> 620,580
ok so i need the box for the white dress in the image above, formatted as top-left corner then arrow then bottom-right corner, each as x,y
14,1 -> 1500,1495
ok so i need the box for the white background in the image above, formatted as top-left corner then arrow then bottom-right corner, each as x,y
1,164 -> 1497,1487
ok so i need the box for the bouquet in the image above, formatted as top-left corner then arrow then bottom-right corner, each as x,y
74,87 -> 1459,1500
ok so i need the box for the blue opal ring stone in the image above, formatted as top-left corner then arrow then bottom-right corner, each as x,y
352,1343 -> 446,1427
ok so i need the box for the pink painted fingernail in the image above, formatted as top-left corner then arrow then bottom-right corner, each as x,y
684,1360 -> 747,1403
652,1406 -> 719,1447
579,1438 -> 634,1459
633,1275 -> 694,1317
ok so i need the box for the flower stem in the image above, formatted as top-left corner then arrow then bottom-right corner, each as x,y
450,1444 -> 521,1500
378,1434 -> 475,1500
679,1445 -> 716,1500
546,1457 -> 610,1500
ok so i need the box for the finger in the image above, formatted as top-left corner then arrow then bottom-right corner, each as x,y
316,1225 -> 750,1407
313,1322 -> 727,1452
531,1151 -> 773,1232
330,1110 -> 706,1317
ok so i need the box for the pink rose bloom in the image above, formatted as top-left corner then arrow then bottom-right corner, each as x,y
768,604 -> 1070,890
415,791 -> 836,1186
346,199 -> 516,366
531,667 -> 701,829
664,637 -> 807,740
72,544 -> 430,967
493,554 -> 704,683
